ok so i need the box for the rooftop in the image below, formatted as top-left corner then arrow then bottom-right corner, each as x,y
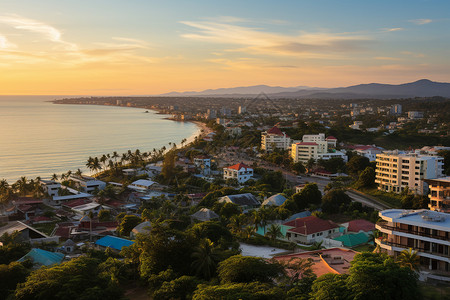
218,193 -> 260,207
379,209 -> 450,231
18,248 -> 65,267
225,162 -> 252,171
283,216 -> 339,235
295,142 -> 318,146
346,219 -> 375,233
266,126 -> 287,136
95,235 -> 134,251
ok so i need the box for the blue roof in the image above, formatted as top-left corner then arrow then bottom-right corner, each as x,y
285,211 -> 312,222
18,248 -> 65,266
262,194 -> 287,206
95,235 -> 134,251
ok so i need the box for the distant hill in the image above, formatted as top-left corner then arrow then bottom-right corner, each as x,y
160,85 -> 323,96
160,79 -> 450,99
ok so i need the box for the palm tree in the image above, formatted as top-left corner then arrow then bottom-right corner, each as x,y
75,168 -> 83,177
228,214 -> 246,237
191,238 -> 218,280
310,241 -> 324,250
397,248 -> 420,272
282,257 -> 315,286
265,223 -> 283,241
243,225 -> 255,239
14,176 -> 28,196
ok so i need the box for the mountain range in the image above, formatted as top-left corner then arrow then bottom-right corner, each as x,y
160,79 -> 450,99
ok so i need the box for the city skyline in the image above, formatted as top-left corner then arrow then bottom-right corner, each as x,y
0,0 -> 449,95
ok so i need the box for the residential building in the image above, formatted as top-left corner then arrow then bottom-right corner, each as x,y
223,163 -> 253,183
225,126 -> 242,137
291,142 -> 321,163
375,151 -> 444,194
238,106 -> 246,114
317,150 -> 348,162
127,179 -> 155,192
390,104 -> 402,115
40,180 -> 61,197
376,209 -> 450,279
193,156 -> 211,169
261,194 -> 287,207
326,136 -> 337,148
70,175 -> 106,193
191,208 -> 220,222
261,126 -> 291,152
352,145 -> 383,161
425,177 -> 450,213
408,111 -> 424,119
283,216 -> 339,244
95,235 -> 134,252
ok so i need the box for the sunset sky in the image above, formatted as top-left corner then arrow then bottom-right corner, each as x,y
1,0 -> 449,95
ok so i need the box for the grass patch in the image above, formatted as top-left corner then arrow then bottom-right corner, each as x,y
33,222 -> 57,236
419,282 -> 450,300
358,187 -> 402,208
352,244 -> 375,253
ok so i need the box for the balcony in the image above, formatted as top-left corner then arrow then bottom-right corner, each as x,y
376,239 -> 450,259
376,221 -> 449,242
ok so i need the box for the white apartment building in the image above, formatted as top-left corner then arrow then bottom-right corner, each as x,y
318,151 -> 348,162
70,175 -> 106,193
261,126 -> 291,152
291,142 -> 322,163
223,163 -> 253,184
375,151 -> 444,194
375,209 -> 450,279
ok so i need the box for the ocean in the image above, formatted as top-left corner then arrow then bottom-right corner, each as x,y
0,96 -> 199,183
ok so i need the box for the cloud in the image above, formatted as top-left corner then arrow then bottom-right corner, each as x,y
409,19 -> 432,25
401,51 -> 425,58
383,27 -> 404,32
0,14 -> 77,50
374,56 -> 401,61
180,20 -> 371,57
0,35 -> 16,49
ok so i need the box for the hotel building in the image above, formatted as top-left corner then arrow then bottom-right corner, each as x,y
376,209 -> 450,279
375,151 -> 444,194
425,177 -> 450,213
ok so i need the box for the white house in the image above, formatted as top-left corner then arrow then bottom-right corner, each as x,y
223,163 -> 253,184
70,176 -> 106,193
40,180 -> 61,197
127,179 -> 155,192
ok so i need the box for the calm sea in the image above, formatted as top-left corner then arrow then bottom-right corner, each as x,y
0,96 -> 199,183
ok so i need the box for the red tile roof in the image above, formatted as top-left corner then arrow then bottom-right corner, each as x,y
225,162 -> 252,171
347,219 -> 375,233
326,136 -> 337,140
283,216 -> 338,235
295,142 -> 318,146
266,126 -> 289,137
62,199 -> 90,208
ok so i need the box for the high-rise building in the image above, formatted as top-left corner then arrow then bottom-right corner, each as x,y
390,104 -> 402,115
261,126 -> 291,152
238,106 -> 246,114
375,151 -> 444,194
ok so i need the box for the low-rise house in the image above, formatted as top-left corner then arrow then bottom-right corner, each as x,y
262,194 -> 287,207
223,163 -> 253,184
333,232 -> 369,248
0,221 -> 59,244
127,179 -> 155,192
18,248 -> 65,268
283,216 -> 339,244
218,193 -> 260,210
95,235 -> 134,252
40,180 -> 61,197
342,219 -> 376,233
131,221 -> 151,238
70,175 -> 106,193
191,208 -> 219,222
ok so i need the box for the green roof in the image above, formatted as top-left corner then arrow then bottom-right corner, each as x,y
333,232 -> 369,247
18,248 -> 65,267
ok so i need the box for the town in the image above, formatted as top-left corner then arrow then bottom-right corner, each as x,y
1,95 -> 449,299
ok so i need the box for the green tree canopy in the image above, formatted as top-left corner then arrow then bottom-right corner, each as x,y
346,155 -> 371,177
117,215 -> 142,236
321,189 -> 351,214
193,282 -> 284,300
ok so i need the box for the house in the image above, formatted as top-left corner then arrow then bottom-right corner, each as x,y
131,221 -> 151,238
18,248 -> 65,268
326,136 -> 338,148
0,221 -> 59,244
40,180 -> 61,197
127,179 -> 155,192
262,194 -> 287,207
343,219 -> 376,233
283,216 -> 339,244
261,126 -> 291,152
352,145 -> 383,162
71,202 -> 102,216
191,208 -> 219,222
193,155 -> 212,175
95,235 -> 134,252
218,193 -> 260,210
223,163 -> 253,184
69,175 -> 106,193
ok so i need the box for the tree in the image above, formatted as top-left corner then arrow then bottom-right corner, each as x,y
190,221 -> 233,245
310,273 -> 351,300
191,238 -> 219,280
292,162 -> 306,175
153,276 -> 201,300
346,155 -> 371,177
217,255 -> 284,284
265,224 -> 283,241
346,252 -> 420,300
193,282 -> 284,300
14,257 -> 123,300
98,209 -> 111,222
321,189 -> 351,214
355,167 -> 376,189
0,262 -> 29,298
282,257 -> 315,287
397,248 -> 420,272
117,215 -> 142,236
292,183 -> 322,210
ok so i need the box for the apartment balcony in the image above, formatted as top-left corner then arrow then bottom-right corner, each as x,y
375,239 -> 450,263
376,221 -> 450,245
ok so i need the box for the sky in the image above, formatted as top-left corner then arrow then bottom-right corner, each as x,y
0,0 -> 449,95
